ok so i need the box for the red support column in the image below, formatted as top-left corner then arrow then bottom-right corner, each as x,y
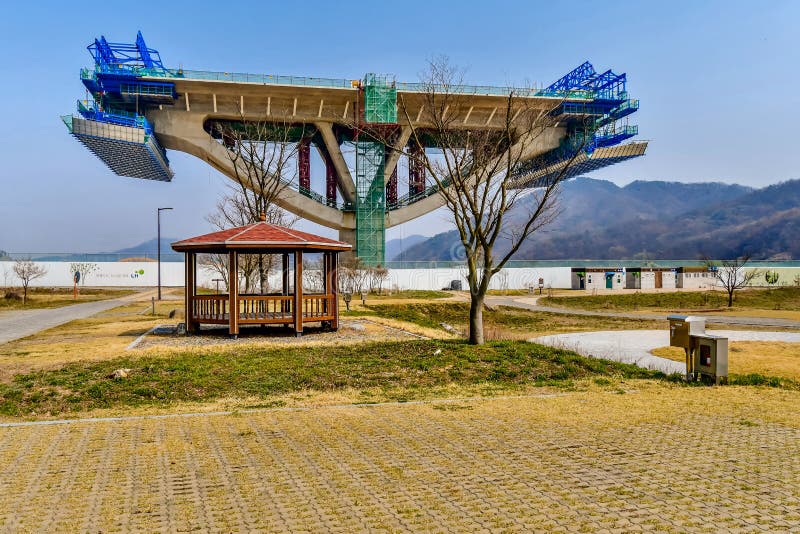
409,141 -> 425,196
325,152 -> 337,206
299,138 -> 311,193
385,145 -> 397,206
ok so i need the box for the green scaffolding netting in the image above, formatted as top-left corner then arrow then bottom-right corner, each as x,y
363,73 -> 397,124
355,141 -> 386,266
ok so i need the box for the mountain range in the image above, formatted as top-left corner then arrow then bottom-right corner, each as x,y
114,238 -> 180,256
102,178 -> 800,262
396,178 -> 800,261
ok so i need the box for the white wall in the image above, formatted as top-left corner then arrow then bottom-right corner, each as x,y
0,261 -> 573,290
0,261 -> 191,288
388,267 -> 571,291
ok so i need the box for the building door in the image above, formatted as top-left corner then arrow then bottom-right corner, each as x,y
606,274 -> 613,289
655,271 -> 663,289
579,277 -> 585,289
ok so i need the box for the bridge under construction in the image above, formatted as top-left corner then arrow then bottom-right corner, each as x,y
63,32 -> 646,265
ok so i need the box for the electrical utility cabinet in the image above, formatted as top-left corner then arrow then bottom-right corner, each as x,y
667,315 -> 728,384
668,314 -> 706,348
693,335 -> 729,385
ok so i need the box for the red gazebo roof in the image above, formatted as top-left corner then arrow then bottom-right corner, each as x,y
171,222 -> 351,252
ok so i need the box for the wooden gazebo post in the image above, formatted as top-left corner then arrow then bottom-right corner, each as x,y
228,250 -> 239,338
332,252 -> 339,330
184,252 -> 197,334
324,251 -> 339,330
293,250 -> 303,336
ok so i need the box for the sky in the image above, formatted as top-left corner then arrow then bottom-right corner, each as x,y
0,0 -> 798,253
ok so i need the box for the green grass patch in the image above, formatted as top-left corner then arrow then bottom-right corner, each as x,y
540,287 -> 800,312
0,340 -> 665,417
728,373 -> 799,389
367,289 -> 451,300
363,302 -> 666,335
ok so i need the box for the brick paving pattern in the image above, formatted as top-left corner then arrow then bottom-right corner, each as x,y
0,397 -> 798,532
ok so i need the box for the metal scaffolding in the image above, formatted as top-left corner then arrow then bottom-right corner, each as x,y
355,141 -> 386,266
363,74 -> 397,124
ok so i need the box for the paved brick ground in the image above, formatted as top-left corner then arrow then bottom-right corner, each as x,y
0,396 -> 798,532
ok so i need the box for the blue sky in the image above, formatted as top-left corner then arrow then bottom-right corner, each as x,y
0,1 -> 798,252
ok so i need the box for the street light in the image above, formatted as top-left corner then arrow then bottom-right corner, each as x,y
157,207 -> 173,300
213,278 -> 224,294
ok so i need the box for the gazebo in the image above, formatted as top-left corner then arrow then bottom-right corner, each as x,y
172,219 -> 351,338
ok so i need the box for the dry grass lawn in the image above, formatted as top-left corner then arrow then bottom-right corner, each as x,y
652,341 -> 800,380
0,299 -> 178,377
0,287 -> 135,311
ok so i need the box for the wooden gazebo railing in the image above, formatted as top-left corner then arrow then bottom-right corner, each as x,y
190,293 -> 335,325
172,219 -> 350,338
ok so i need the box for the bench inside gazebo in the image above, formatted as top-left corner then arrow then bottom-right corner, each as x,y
172,218 -> 351,338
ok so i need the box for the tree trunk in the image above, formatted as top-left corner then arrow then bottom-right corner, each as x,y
728,290 -> 734,307
469,293 -> 485,345
258,255 -> 267,294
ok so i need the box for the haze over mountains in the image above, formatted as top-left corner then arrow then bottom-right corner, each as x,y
395,178 -> 800,261
95,178 -> 800,262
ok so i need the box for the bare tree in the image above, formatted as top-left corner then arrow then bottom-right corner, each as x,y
201,191 -> 297,293
13,259 -> 47,305
1,263 -> 12,288
369,265 -> 389,295
706,256 -> 759,307
393,59 -> 586,344
339,257 -> 370,294
209,117 -> 305,293
69,262 -> 98,286
302,256 -> 325,293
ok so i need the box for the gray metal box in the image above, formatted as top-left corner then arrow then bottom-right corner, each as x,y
693,335 -> 728,385
668,315 -> 706,349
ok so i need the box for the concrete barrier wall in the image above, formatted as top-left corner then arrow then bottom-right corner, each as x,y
0,261 -> 573,290
387,267 -> 571,291
0,261 -> 192,288
3,261 -> 799,291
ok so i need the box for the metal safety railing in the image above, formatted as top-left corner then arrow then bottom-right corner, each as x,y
81,65 -> 586,100
75,100 -> 155,136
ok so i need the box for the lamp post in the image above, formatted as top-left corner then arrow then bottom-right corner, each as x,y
157,207 -> 173,300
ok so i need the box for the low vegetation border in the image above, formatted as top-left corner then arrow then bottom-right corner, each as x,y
0,340 -> 667,418
540,287 -> 800,312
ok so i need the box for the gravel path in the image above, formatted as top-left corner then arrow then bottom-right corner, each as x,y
132,319 -> 422,350
0,291 -> 149,345
485,295 -> 800,328
531,329 -> 800,375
